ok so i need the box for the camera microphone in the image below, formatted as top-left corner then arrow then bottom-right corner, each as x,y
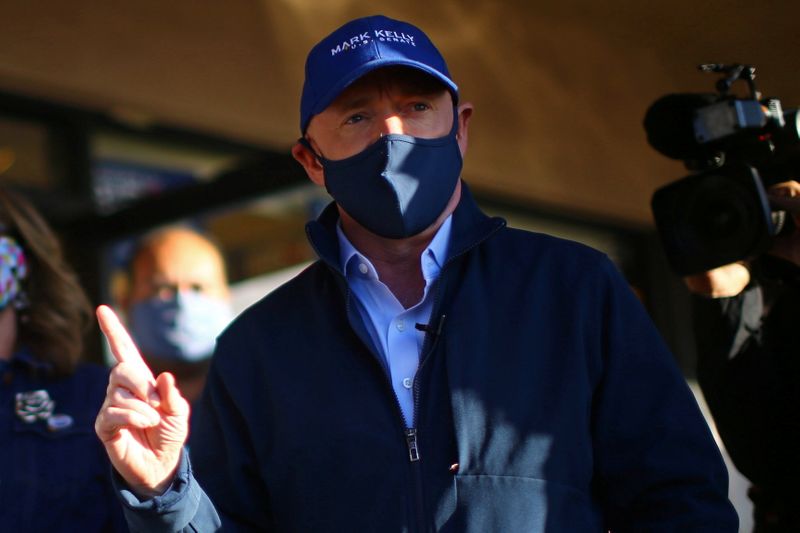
643,93 -> 718,160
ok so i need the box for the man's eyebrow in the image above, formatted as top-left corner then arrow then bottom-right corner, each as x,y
331,95 -> 374,113
149,273 -> 175,285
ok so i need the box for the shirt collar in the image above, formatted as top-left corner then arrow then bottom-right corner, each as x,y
336,215 -> 453,283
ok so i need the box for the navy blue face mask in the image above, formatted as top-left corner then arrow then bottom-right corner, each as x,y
302,111 -> 463,239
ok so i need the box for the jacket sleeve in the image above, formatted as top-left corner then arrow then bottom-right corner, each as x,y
590,259 -> 738,531
114,448 -> 221,532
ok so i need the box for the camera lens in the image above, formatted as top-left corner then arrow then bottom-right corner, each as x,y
685,175 -> 755,248
652,165 -> 774,274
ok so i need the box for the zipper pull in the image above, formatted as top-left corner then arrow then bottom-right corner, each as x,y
405,428 -> 420,462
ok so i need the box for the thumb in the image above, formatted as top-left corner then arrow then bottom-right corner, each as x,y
155,372 -> 190,418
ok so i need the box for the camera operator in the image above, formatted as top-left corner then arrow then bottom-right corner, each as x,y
684,180 -> 800,532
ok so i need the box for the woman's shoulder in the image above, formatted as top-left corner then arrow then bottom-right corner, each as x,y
69,361 -> 111,382
49,361 -> 111,406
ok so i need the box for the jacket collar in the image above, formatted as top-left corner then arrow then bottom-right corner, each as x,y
0,347 -> 53,377
305,181 -> 505,273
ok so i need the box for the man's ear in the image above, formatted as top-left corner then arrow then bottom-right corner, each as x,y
455,102 -> 474,157
291,140 -> 325,186
116,283 -> 131,313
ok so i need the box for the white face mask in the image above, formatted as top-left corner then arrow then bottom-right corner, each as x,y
0,235 -> 28,311
128,291 -> 234,362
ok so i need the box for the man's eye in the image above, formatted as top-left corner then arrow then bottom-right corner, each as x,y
412,102 -> 430,112
155,285 -> 177,300
344,113 -> 365,125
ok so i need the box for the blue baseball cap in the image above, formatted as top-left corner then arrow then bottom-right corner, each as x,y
299,15 -> 459,133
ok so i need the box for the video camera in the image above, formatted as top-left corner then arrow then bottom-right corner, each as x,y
644,64 -> 800,276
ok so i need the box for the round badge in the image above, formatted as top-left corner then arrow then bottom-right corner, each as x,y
47,414 -> 74,432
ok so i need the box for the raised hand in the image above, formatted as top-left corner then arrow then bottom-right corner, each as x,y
94,305 -> 190,497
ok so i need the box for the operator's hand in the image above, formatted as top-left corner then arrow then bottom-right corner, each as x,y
683,262 -> 751,298
767,180 -> 800,267
683,181 -> 800,296
94,305 -> 189,498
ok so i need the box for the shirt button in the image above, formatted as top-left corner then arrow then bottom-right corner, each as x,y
402,377 -> 413,389
396,320 -> 405,332
358,263 -> 368,275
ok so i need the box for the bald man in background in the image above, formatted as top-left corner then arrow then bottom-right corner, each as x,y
121,227 -> 234,403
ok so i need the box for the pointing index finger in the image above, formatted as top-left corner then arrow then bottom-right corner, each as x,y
96,305 -> 154,379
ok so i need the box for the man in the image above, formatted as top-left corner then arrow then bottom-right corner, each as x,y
95,15 -> 738,531
685,181 -> 800,531
121,226 -> 234,403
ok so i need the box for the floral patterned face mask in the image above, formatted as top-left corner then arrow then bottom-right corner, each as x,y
0,235 -> 28,311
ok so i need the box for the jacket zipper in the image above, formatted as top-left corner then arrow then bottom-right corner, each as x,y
404,313 -> 447,463
407,312 -> 447,533
405,428 -> 420,461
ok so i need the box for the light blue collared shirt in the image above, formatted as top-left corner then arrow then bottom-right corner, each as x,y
337,216 -> 452,427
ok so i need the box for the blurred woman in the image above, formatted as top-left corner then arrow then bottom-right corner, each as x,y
0,186 -> 126,531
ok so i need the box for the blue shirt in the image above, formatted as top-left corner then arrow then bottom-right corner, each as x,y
336,216 -> 452,426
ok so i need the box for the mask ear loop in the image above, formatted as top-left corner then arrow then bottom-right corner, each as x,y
297,137 -> 325,163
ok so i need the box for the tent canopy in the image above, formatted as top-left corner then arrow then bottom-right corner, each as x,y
1,0 -> 797,225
